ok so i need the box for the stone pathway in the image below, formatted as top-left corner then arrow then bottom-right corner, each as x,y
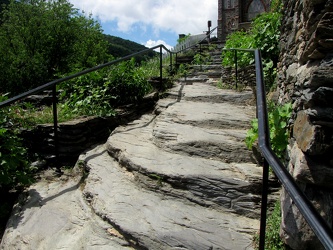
1,50 -> 279,249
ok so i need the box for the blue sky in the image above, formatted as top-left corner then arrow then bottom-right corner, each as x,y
69,0 -> 218,49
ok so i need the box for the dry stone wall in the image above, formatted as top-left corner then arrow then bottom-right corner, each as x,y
20,94 -> 158,166
277,0 -> 333,249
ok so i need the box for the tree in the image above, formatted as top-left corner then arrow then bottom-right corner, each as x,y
0,0 -> 10,22
0,0 -> 109,96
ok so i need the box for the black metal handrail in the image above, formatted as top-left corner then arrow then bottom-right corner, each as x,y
0,44 -> 172,165
224,48 -> 333,249
0,44 -> 172,108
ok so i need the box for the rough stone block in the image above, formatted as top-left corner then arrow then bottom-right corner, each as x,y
294,109 -> 333,156
290,142 -> 333,187
280,185 -> 333,250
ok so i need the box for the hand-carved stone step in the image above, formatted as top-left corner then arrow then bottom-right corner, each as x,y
191,71 -> 222,79
82,145 -> 260,249
158,82 -> 255,106
105,107 -> 267,217
1,66 -> 275,249
191,65 -> 222,71
152,119 -> 253,162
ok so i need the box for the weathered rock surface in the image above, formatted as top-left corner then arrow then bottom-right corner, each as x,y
1,57 -> 277,249
278,0 -> 333,248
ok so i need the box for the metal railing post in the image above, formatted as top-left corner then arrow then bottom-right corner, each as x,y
200,43 -> 202,71
52,85 -> 59,167
234,50 -> 238,89
160,46 -> 163,85
170,51 -> 173,73
259,159 -> 269,250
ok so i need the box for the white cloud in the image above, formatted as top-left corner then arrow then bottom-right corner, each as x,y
145,40 -> 173,51
70,0 -> 218,35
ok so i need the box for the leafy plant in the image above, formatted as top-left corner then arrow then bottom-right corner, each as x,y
222,10 -> 282,89
177,33 -> 191,44
177,63 -> 189,79
60,69 -> 115,117
245,102 -> 292,160
252,12 -> 281,67
0,95 -> 35,191
192,52 -> 211,65
105,58 -> 152,105
253,201 -> 287,249
222,30 -> 254,67
60,58 -> 153,117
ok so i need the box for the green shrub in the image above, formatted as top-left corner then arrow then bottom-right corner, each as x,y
222,30 -> 254,67
245,102 -> 292,160
252,12 -> 281,65
0,95 -> 34,191
222,10 -> 282,89
60,69 -> 115,117
60,58 -> 153,117
105,58 -> 152,105
253,201 -> 287,249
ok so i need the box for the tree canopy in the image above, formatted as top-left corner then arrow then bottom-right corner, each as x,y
0,0 -> 109,96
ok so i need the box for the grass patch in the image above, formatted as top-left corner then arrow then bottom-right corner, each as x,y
253,201 -> 290,249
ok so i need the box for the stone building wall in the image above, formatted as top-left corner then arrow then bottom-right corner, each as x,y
217,0 -> 270,42
277,0 -> 333,249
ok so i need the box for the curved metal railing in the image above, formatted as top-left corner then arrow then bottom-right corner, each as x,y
224,48 -> 333,249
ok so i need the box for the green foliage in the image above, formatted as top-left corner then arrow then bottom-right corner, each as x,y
270,0 -> 283,13
0,95 -> 34,191
60,69 -> 115,117
245,102 -> 292,160
60,58 -> 153,116
222,10 -> 282,88
222,30 -> 254,67
177,64 -> 189,78
140,57 -> 161,78
177,33 -> 191,44
192,52 -> 211,65
253,201 -> 287,249
106,58 -> 152,105
252,12 -> 281,66
0,0 -> 109,96
245,118 -> 259,149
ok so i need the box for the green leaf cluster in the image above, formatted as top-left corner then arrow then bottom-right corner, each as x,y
192,52 -> 211,65
177,33 -> 191,44
245,102 -> 292,160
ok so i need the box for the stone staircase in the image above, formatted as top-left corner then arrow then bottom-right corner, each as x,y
0,47 -> 279,250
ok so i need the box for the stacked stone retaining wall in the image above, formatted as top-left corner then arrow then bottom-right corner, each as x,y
277,0 -> 333,248
21,93 -> 158,166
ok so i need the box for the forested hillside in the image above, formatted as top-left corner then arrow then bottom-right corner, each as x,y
104,35 -> 156,61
